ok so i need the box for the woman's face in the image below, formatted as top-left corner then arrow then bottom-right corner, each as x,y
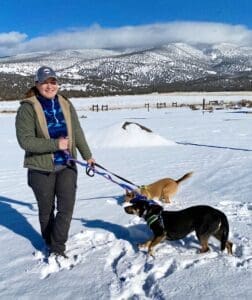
36,78 -> 59,99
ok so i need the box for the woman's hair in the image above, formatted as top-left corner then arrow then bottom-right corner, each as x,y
25,86 -> 39,98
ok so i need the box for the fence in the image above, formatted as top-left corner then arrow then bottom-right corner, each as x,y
90,101 -> 177,111
91,104 -> 109,111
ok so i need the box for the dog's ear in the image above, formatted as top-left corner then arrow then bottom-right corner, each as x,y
125,189 -> 133,196
124,190 -> 135,202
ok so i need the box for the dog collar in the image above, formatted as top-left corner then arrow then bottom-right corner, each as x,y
140,185 -> 151,199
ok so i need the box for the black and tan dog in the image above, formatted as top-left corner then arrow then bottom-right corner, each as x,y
124,199 -> 233,256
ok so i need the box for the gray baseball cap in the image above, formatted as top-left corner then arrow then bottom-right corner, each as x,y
35,66 -> 57,83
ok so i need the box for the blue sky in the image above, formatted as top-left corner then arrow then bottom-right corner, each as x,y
1,0 -> 252,55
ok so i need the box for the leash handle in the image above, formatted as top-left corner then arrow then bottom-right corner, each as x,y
86,163 -> 95,177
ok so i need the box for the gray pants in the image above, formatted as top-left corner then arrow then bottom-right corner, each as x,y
28,166 -> 77,253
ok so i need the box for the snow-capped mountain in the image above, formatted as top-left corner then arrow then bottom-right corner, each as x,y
1,43 -> 252,100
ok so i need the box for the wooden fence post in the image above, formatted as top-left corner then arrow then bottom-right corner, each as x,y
101,105 -> 108,111
145,103 -> 150,111
92,104 -> 99,112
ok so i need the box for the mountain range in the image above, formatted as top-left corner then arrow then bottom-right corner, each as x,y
1,42 -> 252,100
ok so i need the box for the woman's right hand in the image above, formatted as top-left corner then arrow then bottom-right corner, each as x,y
58,137 -> 69,150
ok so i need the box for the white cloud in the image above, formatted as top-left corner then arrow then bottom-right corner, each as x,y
1,22 -> 252,56
0,32 -> 27,55
0,31 -> 27,46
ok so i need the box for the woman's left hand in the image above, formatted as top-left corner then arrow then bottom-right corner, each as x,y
87,158 -> 96,167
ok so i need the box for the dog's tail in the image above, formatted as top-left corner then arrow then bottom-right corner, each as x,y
176,172 -> 193,184
220,213 -> 229,251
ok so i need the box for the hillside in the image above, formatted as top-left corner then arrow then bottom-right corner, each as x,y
1,43 -> 252,100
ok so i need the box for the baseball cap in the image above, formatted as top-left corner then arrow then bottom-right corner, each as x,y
35,66 -> 57,83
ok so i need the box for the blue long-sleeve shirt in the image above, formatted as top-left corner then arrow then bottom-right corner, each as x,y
37,95 -> 68,165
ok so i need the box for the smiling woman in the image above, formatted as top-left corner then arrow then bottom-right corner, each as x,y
15,66 -> 95,259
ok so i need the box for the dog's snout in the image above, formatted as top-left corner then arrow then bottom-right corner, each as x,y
124,206 -> 134,214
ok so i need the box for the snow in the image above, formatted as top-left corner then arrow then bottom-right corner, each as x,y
2,91 -> 252,112
0,93 -> 251,299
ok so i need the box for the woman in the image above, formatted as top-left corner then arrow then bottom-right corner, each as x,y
16,66 -> 95,258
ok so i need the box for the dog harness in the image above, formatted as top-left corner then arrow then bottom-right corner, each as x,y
146,214 -> 160,226
146,213 -> 165,233
130,197 -> 166,233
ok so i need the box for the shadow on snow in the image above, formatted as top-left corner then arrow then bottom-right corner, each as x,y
0,196 -> 42,250
72,217 -> 150,252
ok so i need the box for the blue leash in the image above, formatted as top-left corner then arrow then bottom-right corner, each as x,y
64,151 -> 138,192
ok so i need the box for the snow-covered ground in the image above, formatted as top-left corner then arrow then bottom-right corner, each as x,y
1,91 -> 252,112
0,93 -> 251,299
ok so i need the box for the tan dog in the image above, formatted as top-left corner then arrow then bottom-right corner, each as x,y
124,172 -> 193,203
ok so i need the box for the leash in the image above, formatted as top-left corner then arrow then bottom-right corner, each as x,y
64,151 -> 139,192
94,162 -> 141,189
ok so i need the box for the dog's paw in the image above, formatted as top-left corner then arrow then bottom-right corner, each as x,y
138,241 -> 151,249
137,243 -> 147,249
147,249 -> 156,258
199,247 -> 210,254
